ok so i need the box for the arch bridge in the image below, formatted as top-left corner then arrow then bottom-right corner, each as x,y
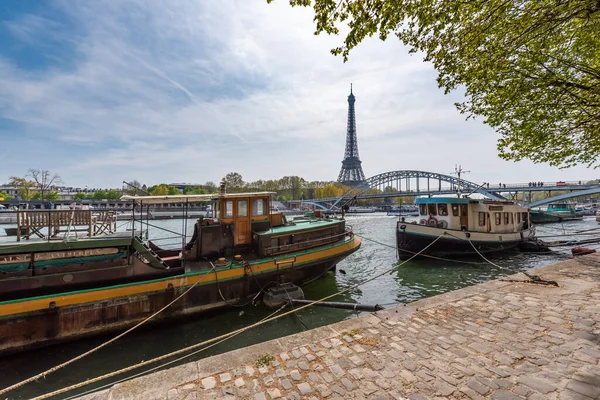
323,170 -> 505,210
305,170 -> 600,210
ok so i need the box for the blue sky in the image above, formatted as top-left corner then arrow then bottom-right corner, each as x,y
0,0 -> 595,188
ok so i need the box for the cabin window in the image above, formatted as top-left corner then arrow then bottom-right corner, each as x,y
495,212 -> 501,225
478,212 -> 486,226
438,204 -> 448,216
517,213 -> 521,223
452,204 -> 459,216
224,200 -> 233,218
522,212 -> 528,221
460,204 -> 468,216
510,213 -> 514,224
252,199 -> 265,216
238,200 -> 248,217
503,212 -> 510,224
419,204 -> 427,215
428,203 -> 437,216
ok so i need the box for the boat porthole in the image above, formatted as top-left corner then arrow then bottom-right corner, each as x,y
49,301 -> 56,309
62,274 -> 73,283
400,225 -> 406,230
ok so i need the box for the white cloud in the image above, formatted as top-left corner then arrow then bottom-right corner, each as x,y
0,0 -> 595,188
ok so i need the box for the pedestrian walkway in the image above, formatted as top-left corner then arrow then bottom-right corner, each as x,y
79,255 -> 600,400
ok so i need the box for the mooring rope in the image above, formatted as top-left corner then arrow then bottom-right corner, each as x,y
62,303 -> 289,400
0,265 -> 216,397
358,231 -> 487,265
28,234 -> 446,400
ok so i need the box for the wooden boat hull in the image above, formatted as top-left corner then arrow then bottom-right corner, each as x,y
396,222 -> 529,260
0,236 -> 360,355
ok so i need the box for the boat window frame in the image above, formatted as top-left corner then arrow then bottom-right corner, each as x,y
252,198 -> 266,216
516,212 -> 521,223
428,203 -> 438,216
495,212 -> 501,225
419,204 -> 427,215
503,212 -> 510,225
237,200 -> 248,217
224,200 -> 233,218
451,204 -> 459,216
438,204 -> 448,216
478,212 -> 486,226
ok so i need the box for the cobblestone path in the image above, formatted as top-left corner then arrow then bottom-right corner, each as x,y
81,255 -> 600,400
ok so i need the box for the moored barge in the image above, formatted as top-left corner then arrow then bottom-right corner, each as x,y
0,192 -> 360,354
396,197 -> 532,260
529,202 -> 584,224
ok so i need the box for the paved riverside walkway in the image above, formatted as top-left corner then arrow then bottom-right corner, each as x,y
80,255 -> 600,400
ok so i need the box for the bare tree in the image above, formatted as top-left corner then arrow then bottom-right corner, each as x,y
28,169 -> 62,202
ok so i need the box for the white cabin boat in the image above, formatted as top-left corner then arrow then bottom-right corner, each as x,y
396,197 -> 533,259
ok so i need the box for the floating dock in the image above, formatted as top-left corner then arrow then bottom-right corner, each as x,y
74,255 -> 600,400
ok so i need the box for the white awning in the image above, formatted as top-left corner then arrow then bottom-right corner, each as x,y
120,192 -> 275,204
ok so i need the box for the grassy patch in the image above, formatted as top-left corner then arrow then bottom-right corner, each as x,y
341,328 -> 363,337
255,354 -> 275,368
355,336 -> 379,346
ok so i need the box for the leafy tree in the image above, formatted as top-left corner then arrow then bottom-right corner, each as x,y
183,186 -> 208,195
314,183 -> 349,199
106,189 -> 122,200
203,181 -> 217,193
32,191 -> 60,201
0,191 -> 11,200
46,191 -> 60,201
274,0 -> 600,168
93,190 -> 108,200
28,169 -> 62,201
223,172 -> 245,192
74,192 -> 88,201
150,185 -> 169,196
9,176 -> 36,201
167,186 -> 181,196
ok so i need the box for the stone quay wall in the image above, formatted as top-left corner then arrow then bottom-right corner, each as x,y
79,255 -> 600,400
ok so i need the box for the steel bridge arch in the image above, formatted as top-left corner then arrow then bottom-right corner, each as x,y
300,201 -> 329,210
330,170 -> 505,209
528,187 -> 600,208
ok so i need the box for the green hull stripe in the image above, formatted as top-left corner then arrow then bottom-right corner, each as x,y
0,252 -> 127,273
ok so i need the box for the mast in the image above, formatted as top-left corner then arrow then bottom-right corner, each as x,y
452,165 -> 470,198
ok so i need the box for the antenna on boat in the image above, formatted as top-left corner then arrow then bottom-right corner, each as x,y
452,165 -> 470,198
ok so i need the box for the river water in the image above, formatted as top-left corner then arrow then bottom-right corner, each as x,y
0,214 -> 597,399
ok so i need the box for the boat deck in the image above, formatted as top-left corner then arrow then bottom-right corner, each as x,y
255,219 -> 342,236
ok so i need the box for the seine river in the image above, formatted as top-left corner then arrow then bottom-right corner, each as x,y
0,214 -> 596,399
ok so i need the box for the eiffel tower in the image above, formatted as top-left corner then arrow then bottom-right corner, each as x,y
337,84 -> 366,186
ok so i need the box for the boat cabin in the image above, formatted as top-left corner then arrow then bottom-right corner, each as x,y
121,192 -> 347,260
415,197 -> 529,233
546,202 -> 576,212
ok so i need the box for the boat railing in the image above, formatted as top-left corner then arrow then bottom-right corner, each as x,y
263,228 -> 354,256
14,209 -> 117,241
